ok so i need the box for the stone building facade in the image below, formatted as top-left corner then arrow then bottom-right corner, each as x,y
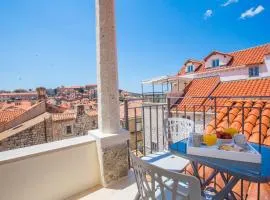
0,116 -> 53,152
51,105 -> 98,141
0,105 -> 98,152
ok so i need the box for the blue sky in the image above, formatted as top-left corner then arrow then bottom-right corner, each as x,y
0,0 -> 269,92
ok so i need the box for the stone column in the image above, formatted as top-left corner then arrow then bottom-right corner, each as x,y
89,0 -> 129,187
96,0 -> 120,134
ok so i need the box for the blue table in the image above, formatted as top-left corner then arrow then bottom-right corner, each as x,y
170,139 -> 270,199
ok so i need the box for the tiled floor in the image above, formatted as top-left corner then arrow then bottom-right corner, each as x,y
69,171 -> 138,200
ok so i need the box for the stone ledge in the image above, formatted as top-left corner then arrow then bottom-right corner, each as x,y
0,135 -> 96,165
88,129 -> 130,148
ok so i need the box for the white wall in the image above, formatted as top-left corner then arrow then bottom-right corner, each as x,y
205,54 -> 231,68
0,135 -> 101,200
220,63 -> 270,82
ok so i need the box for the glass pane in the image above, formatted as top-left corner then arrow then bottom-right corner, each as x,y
216,59 -> 219,66
255,67 -> 259,76
249,68 -> 253,77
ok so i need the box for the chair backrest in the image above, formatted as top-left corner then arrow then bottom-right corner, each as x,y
164,118 -> 194,145
130,152 -> 201,200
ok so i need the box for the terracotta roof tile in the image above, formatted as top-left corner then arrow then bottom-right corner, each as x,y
174,76 -> 220,111
203,78 -> 270,110
86,110 -> 98,117
120,100 -> 142,119
0,109 -> 25,124
52,113 -> 76,122
204,100 -> 270,146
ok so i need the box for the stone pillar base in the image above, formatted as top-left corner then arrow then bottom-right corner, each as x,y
89,129 -> 130,187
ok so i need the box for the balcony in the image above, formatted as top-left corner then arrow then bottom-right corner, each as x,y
0,135 -> 139,200
1,95 -> 270,199
1,0 -> 269,199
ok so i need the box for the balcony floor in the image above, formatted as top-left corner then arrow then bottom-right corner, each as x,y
69,170 -> 138,200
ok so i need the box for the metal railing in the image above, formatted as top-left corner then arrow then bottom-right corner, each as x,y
124,95 -> 270,200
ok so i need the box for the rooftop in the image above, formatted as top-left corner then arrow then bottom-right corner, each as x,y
178,43 -> 270,76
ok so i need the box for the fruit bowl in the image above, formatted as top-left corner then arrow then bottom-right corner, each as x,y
216,130 -> 234,144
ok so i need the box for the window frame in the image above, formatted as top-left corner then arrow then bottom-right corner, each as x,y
249,66 -> 260,77
187,64 -> 194,73
212,59 -> 220,68
66,125 -> 73,135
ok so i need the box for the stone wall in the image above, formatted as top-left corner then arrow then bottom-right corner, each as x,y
0,111 -> 98,152
102,142 -> 128,184
74,114 -> 98,135
52,113 -> 98,141
0,118 -> 53,152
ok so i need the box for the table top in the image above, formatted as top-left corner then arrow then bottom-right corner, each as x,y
170,139 -> 270,183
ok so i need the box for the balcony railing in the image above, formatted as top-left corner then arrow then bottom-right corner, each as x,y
124,95 -> 270,200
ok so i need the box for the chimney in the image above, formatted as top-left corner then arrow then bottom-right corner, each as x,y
76,104 -> 85,116
36,87 -> 47,101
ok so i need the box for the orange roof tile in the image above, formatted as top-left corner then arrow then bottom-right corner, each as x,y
0,109 -> 25,124
204,100 -> 270,146
52,113 -> 76,122
174,76 -> 220,111
120,100 -> 142,119
212,78 -> 270,97
202,78 -> 270,110
86,110 -> 98,117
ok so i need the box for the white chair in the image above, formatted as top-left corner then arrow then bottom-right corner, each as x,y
165,117 -> 195,144
141,117 -> 194,173
131,151 -> 202,200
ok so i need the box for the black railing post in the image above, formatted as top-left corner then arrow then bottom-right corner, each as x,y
127,140 -> 130,168
242,103 -> 245,135
184,105 -> 187,118
156,105 -> 159,151
142,106 -> 146,155
214,97 -> 217,130
227,104 -> 230,128
134,108 -> 137,156
150,106 -> 153,154
203,105 -> 206,130
152,83 -> 155,103
162,105 -> 165,148
124,99 -> 129,130
141,83 -> 144,100
259,107 -> 262,153
193,105 -> 196,132
167,97 -> 172,118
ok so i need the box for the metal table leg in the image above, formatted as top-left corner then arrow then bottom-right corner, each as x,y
214,176 -> 239,200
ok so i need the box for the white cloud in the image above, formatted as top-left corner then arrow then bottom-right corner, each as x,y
204,9 -> 213,20
222,0 -> 239,7
240,5 -> 265,19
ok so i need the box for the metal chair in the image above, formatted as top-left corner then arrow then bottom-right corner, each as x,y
141,117 -> 194,173
130,151 -> 202,200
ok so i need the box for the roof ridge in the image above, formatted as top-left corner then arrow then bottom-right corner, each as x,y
228,43 -> 270,54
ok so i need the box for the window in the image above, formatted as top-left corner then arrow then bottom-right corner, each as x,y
212,59 -> 220,67
249,67 -> 259,77
66,125 -> 72,134
187,65 -> 194,73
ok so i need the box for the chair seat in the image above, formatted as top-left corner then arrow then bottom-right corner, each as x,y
155,178 -> 206,200
141,151 -> 189,173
